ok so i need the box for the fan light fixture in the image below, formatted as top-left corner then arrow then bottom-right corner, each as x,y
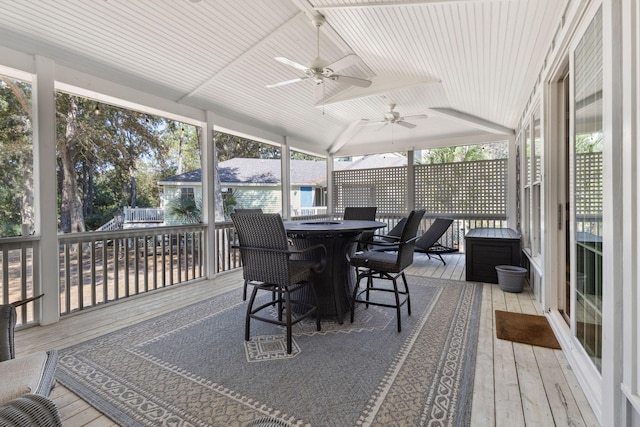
363,103 -> 428,129
267,15 -> 372,89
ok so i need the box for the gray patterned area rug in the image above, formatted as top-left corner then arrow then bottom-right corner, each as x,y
57,276 -> 482,427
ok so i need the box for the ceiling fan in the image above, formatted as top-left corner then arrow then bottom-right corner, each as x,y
363,103 -> 428,129
267,15 -> 372,89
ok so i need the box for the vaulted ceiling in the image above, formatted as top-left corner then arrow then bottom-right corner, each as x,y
0,0 -> 567,157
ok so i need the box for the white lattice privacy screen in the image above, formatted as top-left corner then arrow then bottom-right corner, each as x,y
416,159 -> 507,216
333,166 -> 407,214
333,159 -> 508,216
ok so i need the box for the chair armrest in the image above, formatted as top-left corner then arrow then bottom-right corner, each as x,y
10,295 -> 44,308
355,234 -> 400,245
232,244 -> 326,257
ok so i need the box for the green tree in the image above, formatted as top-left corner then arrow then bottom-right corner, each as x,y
214,131 -> 280,161
55,94 -> 169,233
0,77 -> 33,236
165,196 -> 202,225
417,142 -> 507,164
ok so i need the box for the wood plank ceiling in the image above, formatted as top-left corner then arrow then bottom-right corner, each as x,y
0,0 -> 567,156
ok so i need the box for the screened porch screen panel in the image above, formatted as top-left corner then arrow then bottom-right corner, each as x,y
333,167 -> 407,214
415,159 -> 507,216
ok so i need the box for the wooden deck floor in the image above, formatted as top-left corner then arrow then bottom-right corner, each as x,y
14,253 -> 600,426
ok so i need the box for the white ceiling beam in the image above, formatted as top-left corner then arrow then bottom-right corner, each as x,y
328,119 -> 368,154
313,1 -> 481,10
177,12 -> 303,103
334,132 -> 513,157
316,78 -> 441,106
426,108 -> 515,135
289,0 -> 375,77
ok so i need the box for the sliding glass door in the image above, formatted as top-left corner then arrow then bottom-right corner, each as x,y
572,6 -> 603,371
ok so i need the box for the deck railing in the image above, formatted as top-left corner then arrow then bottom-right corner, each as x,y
0,236 -> 40,326
123,207 -> 164,223
213,213 -> 508,274
57,224 -> 206,316
1,214 -> 508,326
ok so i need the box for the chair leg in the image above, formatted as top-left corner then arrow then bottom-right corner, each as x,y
364,272 -> 373,308
401,272 -> 411,316
245,286 -> 259,341
285,288 -> 292,354
392,277 -> 402,332
243,280 -> 248,301
309,283 -> 321,332
277,287 -> 283,322
351,269 -> 363,323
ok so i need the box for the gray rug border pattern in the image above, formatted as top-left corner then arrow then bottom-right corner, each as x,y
421,279 -> 481,427
355,286 -> 444,426
56,276 -> 483,427
57,291 -> 247,427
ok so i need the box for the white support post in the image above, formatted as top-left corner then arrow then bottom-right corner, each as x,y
281,139 -> 291,219
32,56 -> 59,325
203,111 -> 217,278
506,136 -> 518,230
407,150 -> 415,212
326,155 -> 334,216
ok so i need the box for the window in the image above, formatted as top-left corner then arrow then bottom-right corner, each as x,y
521,110 -> 542,258
532,112 -> 542,256
180,187 -> 195,201
522,125 -> 531,250
572,7 -> 603,371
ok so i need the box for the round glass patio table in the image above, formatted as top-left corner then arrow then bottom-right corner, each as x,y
283,219 -> 386,324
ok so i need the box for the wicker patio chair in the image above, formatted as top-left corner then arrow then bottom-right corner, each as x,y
244,416 -> 293,427
1,298 -> 58,408
366,216 -> 407,251
413,218 -> 458,265
373,217 -> 458,265
0,394 -> 61,427
233,208 -> 264,300
231,213 -> 326,354
349,209 -> 425,332
234,208 -> 263,214
343,206 -> 377,221
343,206 -> 377,251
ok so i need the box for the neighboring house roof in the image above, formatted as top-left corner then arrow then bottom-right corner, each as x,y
335,153 -> 407,170
157,155 -> 407,186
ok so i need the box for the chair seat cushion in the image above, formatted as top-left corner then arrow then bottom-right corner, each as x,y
0,350 -> 58,405
351,251 -> 401,272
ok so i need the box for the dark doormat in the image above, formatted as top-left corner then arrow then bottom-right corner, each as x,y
495,310 -> 561,349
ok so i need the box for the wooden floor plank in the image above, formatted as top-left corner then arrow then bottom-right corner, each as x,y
12,253 -> 599,427
554,350 -> 601,427
535,346 -> 588,426
491,285 -> 526,427
471,284 -> 496,426
513,343 -> 555,425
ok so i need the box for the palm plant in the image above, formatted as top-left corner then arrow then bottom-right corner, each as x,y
165,196 -> 202,225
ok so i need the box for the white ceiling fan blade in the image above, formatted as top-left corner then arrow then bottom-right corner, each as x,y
329,74 -> 372,88
324,54 -> 359,73
266,77 -> 308,88
362,119 -> 386,126
396,120 -> 416,129
403,114 -> 428,120
274,57 -> 309,72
